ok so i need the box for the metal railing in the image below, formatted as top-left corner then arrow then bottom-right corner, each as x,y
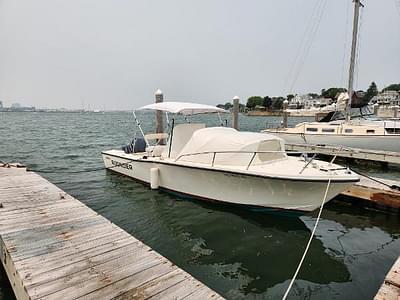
174,150 -> 315,171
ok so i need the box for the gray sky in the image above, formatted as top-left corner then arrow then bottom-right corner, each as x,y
0,0 -> 399,110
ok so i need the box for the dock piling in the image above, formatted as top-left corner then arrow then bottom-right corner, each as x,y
155,89 -> 164,144
282,100 -> 289,128
232,96 -> 239,130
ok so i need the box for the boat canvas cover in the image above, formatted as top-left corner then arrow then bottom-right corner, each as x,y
162,123 -> 206,159
177,127 -> 286,166
137,102 -> 228,115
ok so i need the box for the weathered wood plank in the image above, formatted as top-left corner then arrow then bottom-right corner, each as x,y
11,227 -> 128,262
7,222 -> 119,258
375,257 -> 400,300
24,241 -> 144,288
109,269 -> 187,300
0,167 -> 223,300
17,238 -> 137,282
30,253 -> 162,299
385,257 -> 400,288
342,176 -> 400,210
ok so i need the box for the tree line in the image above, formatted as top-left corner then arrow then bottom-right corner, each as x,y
217,82 -> 399,111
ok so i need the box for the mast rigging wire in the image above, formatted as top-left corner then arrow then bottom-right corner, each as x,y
282,0 -> 326,95
341,0 -> 352,87
393,0 -> 400,18
288,0 -> 328,94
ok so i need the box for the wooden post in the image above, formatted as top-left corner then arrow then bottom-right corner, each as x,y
232,96 -> 239,130
393,105 -> 399,118
282,100 -> 289,128
155,89 -> 164,144
373,103 -> 379,116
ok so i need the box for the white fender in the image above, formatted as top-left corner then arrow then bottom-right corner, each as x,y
150,168 -> 159,189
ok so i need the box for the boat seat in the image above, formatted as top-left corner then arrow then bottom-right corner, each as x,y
146,145 -> 167,157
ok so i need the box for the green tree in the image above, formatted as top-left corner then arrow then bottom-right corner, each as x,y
271,97 -> 284,110
217,102 -> 234,110
363,82 -> 378,104
383,83 -> 400,92
263,96 -> 272,110
321,87 -> 347,99
224,102 -> 233,110
246,96 -> 264,110
286,94 -> 295,101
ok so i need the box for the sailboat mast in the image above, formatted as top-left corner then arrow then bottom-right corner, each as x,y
346,0 -> 362,122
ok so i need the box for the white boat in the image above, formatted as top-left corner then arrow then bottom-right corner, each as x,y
264,1 -> 400,153
102,102 -> 359,213
264,117 -> 400,152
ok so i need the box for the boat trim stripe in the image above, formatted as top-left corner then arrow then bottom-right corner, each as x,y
102,151 -> 360,184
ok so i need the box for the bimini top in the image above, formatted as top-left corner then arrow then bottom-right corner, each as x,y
137,102 -> 228,115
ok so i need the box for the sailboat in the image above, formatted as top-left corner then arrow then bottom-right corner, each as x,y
263,0 -> 400,153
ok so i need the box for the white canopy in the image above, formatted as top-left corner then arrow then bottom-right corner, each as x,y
137,102 -> 228,115
176,127 -> 286,166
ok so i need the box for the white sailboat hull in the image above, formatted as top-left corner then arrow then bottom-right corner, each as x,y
102,151 -> 356,212
270,133 -> 400,152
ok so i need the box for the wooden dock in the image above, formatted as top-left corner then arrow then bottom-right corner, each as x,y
0,166 -> 224,300
375,256 -> 400,300
285,143 -> 400,165
341,175 -> 400,211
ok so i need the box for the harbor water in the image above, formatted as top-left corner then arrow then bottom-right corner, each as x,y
1,112 -> 399,300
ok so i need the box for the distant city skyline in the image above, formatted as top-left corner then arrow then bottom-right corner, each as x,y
0,0 -> 399,110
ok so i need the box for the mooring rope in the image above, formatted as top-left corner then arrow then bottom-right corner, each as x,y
26,167 -> 110,174
1,161 -> 121,174
282,178 -> 332,300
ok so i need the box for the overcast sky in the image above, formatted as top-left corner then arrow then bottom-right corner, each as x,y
0,0 -> 399,109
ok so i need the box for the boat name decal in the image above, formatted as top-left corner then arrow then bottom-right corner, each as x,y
111,160 -> 133,170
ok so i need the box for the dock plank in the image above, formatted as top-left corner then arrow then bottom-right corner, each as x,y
0,167 -> 223,300
375,257 -> 400,300
342,176 -> 400,210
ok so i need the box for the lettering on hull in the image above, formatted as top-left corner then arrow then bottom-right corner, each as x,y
111,159 -> 133,170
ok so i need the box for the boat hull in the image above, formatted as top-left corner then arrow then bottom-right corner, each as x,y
267,132 -> 400,152
102,152 -> 355,212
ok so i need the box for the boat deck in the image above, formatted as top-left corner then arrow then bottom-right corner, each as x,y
0,166 -> 224,300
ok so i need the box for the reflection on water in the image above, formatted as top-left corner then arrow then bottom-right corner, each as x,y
0,112 -> 399,300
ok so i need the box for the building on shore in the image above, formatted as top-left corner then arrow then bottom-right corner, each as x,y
370,91 -> 400,107
0,102 -> 36,112
288,94 -> 332,110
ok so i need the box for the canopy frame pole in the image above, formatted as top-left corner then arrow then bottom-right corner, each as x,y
246,152 -> 257,170
168,118 -> 175,158
165,112 -> 170,127
218,112 -> 223,126
133,111 -> 149,147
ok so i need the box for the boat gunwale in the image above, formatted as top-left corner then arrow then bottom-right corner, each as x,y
102,151 -> 360,184
263,130 -> 400,137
